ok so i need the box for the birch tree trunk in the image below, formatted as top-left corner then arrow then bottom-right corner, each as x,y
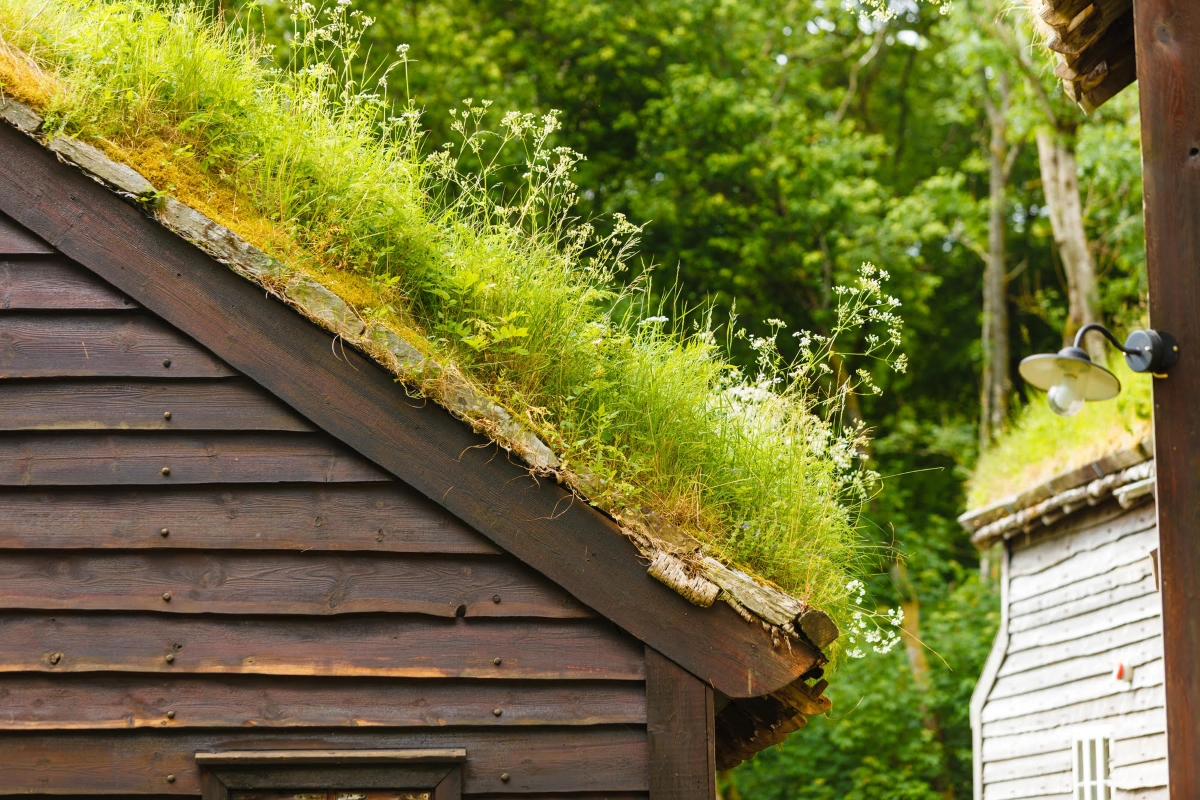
980,70 -> 1014,450
1036,129 -> 1105,364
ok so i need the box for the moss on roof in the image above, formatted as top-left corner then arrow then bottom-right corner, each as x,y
0,0 -> 909,644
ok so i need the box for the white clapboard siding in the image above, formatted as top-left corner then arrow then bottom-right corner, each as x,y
1114,787 -> 1168,800
1008,504 -> 1155,578
1010,555 -> 1155,622
1008,570 -> 1157,634
983,687 -> 1165,739
1111,733 -> 1168,769
981,707 -> 1166,762
998,618 -> 1161,677
976,498 -> 1168,800
982,770 -> 1072,800
982,748 -> 1071,783
988,635 -> 1162,700
983,660 -> 1164,723
1006,591 -> 1161,654
1111,759 -> 1169,790
1009,527 -> 1159,604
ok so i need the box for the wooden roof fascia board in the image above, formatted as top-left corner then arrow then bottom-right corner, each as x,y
0,119 -> 819,699
965,458 -> 1155,546
959,438 -> 1153,535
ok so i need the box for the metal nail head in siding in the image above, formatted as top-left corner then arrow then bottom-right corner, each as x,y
493,595 -> 501,603
500,773 -> 510,783
166,711 -> 175,719
166,775 -> 175,784
160,528 -> 169,537
163,411 -> 171,420
493,708 -> 502,717
162,592 -> 172,602
162,358 -> 171,368
161,467 -> 170,477
164,653 -> 175,663
493,657 -> 502,665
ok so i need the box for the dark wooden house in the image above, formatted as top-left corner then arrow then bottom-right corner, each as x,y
0,101 -> 834,799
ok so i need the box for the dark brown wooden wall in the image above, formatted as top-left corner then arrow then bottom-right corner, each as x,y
0,213 -> 650,797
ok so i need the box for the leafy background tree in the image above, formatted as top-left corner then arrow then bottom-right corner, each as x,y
235,0 -> 1149,794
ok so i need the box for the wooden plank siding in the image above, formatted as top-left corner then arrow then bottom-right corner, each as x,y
976,502 -> 1168,800
0,130 -> 820,699
0,228 -> 653,796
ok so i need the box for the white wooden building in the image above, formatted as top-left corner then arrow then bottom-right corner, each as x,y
960,439 -> 1165,800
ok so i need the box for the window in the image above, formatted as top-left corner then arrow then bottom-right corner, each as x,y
1073,738 -> 1111,800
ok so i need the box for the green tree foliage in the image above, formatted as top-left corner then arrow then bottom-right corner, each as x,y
238,0 -> 1147,794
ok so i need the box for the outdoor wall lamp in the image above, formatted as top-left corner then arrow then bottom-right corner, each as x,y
1018,324 -> 1179,417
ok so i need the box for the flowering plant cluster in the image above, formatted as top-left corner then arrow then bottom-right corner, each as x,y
842,579 -> 904,659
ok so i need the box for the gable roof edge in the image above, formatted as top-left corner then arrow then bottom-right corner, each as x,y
0,101 -> 828,699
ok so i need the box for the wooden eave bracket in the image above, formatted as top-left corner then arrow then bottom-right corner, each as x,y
0,100 -> 826,698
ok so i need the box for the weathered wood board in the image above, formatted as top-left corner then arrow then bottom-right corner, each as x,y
976,500 -> 1169,799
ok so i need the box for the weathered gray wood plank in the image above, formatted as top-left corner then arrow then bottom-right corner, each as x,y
1009,528 -> 1159,603
1009,557 -> 1155,625
1110,759 -> 1168,791
999,618 -> 1161,677
982,707 -> 1166,762
984,659 -> 1163,723
1008,573 -> 1158,635
1110,733 -> 1168,769
981,749 -> 1070,785
989,635 -> 1162,700
1007,592 -> 1161,653
1009,504 -> 1156,578
982,687 -> 1165,739
1113,787 -> 1169,800
981,771 -> 1071,799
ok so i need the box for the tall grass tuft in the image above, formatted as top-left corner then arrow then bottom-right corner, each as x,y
0,0 -> 907,631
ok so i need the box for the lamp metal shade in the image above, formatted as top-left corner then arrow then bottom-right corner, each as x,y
1018,349 -> 1121,401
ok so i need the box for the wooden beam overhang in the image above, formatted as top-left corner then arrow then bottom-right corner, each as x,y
0,119 -> 821,700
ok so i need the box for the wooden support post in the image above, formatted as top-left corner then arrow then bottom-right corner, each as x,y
1134,1 -> 1200,796
645,647 -> 716,800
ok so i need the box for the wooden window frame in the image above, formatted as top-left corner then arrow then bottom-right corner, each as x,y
197,749 -> 465,800
1072,737 -> 1111,800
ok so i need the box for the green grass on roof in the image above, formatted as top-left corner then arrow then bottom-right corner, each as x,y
0,0 -> 909,635
968,357 -> 1153,509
